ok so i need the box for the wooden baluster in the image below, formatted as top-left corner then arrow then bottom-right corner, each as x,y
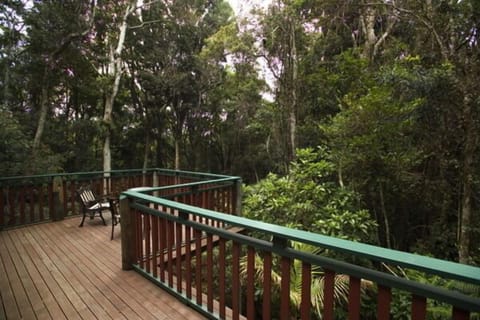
207,234 -> 214,312
348,276 -> 361,320
145,214 -> 151,274
377,285 -> 392,320
452,307 -> 470,320
62,181 -> 67,217
232,242 -> 241,320
301,262 -> 311,320
263,252 -> 272,320
167,219 -> 174,287
280,256 -> 291,320
176,219 -> 183,293
70,183 -> 76,215
158,217 -> 166,282
136,211 -> 144,269
38,185 -> 44,221
411,295 -> 427,320
323,269 -> 335,320
0,187 -> 4,228
195,229 -> 202,306
48,182 -> 54,221
20,187 -> 25,223
247,246 -> 256,320
219,238 -> 226,319
152,215 -> 158,278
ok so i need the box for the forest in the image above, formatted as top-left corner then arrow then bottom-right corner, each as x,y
0,0 -> 479,268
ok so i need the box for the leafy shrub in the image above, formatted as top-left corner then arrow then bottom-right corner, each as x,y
243,147 -> 377,243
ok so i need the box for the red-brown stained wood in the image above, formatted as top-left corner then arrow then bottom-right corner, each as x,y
69,182 -> 76,215
323,269 -> 335,320
411,295 -> 427,320
301,262 -> 311,320
176,220 -> 183,293
0,231 -> 37,319
20,187 -> 26,224
29,186 -> 35,222
62,181 -> 67,217
348,276 -> 361,320
167,219 -> 174,287
207,234 -> 214,312
145,214 -> 151,274
247,246 -> 255,320
280,256 -> 291,320
219,238 -> 226,319
195,229 -> 203,305
263,252 -> 272,320
452,307 -> 470,320
232,242 -> 240,320
159,217 -> 166,282
152,215 -> 159,278
0,187 -> 4,227
39,185 -> 44,220
48,183 -> 54,220
185,224 -> 192,299
8,188 -> 15,225
377,285 -> 392,320
136,211 -> 143,269
1,218 -> 207,320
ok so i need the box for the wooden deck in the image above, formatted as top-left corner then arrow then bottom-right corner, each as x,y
0,216 -> 206,320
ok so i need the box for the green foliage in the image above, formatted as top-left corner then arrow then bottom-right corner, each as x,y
0,111 -> 30,176
243,147 -> 376,243
389,268 -> 480,320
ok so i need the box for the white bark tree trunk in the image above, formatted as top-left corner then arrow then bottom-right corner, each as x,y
103,2 -> 136,176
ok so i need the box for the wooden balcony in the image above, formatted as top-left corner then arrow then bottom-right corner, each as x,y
1,169 -> 479,319
0,216 -> 206,319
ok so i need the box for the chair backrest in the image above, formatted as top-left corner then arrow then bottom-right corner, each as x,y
78,188 -> 97,206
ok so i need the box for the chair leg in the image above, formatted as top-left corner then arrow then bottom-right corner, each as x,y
99,211 -> 107,226
79,212 -> 86,227
111,208 -> 118,240
111,217 -> 115,240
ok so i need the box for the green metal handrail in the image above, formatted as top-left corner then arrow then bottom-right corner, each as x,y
0,168 -> 236,184
0,168 -> 241,229
122,188 -> 480,317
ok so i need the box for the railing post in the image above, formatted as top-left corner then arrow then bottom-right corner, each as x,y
234,178 -> 242,216
52,176 -> 64,221
120,196 -> 135,270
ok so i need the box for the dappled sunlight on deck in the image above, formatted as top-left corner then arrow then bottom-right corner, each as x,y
0,216 -> 206,320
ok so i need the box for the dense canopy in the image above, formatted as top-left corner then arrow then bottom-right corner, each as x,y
1,0 -> 479,266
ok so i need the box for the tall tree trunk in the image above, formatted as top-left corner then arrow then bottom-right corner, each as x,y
175,139 -> 180,170
361,5 -> 377,60
459,94 -> 477,264
2,58 -> 11,110
379,181 -> 391,249
143,132 -> 150,171
288,18 -> 297,162
103,2 -> 135,175
30,66 -> 50,173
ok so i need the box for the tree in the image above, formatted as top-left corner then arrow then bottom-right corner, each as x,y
23,1 -> 95,173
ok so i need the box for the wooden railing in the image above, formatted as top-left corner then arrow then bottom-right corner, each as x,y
121,188 -> 480,320
0,169 -> 241,230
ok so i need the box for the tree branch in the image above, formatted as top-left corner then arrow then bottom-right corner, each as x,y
128,19 -> 163,29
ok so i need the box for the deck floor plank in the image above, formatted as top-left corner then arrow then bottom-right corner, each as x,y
29,224 -> 118,320
40,221 -> 154,320
7,229 -> 53,320
8,228 -> 67,320
48,221 -> 169,320
0,232 -> 23,320
0,217 -> 206,320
